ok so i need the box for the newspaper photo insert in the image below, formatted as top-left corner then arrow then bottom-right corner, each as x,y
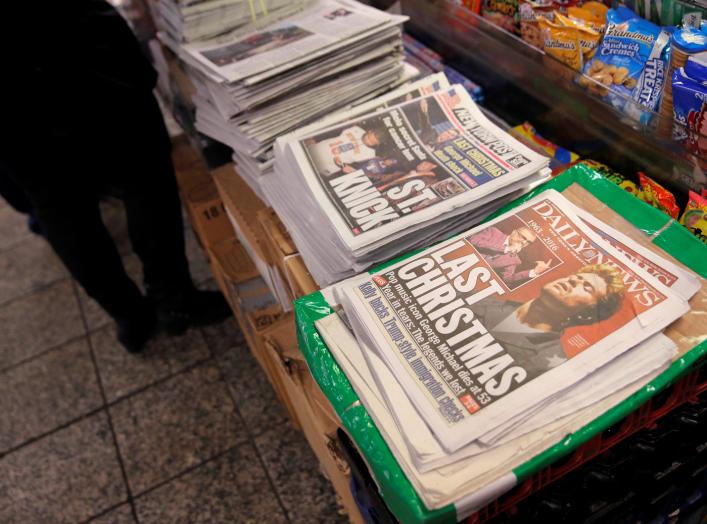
343,190 -> 688,451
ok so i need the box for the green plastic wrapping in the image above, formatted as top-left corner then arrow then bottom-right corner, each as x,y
294,291 -> 455,523
294,163 -> 707,524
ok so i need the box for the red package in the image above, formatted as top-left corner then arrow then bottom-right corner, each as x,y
701,188 -> 707,198
638,172 -> 680,219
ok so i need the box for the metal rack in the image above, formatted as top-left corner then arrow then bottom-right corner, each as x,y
401,0 -> 707,199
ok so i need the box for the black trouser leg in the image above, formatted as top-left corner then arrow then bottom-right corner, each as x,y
0,165 -> 34,215
28,185 -> 145,322
116,94 -> 193,306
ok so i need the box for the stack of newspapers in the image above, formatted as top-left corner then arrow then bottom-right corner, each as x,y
314,189 -> 699,517
154,0 -> 305,47
173,0 -> 409,200
263,77 -> 552,286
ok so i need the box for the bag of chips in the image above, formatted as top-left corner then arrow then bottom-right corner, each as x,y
579,159 -> 641,196
539,17 -> 583,71
555,11 -> 602,60
567,5 -> 606,33
519,0 -> 554,47
680,190 -> 707,243
638,172 -> 681,219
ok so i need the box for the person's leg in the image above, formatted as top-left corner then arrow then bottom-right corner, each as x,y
24,179 -> 155,351
112,92 -> 229,333
0,166 -> 33,214
0,166 -> 43,236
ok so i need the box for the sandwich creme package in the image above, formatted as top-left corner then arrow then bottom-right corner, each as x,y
581,7 -> 671,122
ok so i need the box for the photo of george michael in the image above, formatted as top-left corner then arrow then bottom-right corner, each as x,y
470,264 -> 625,380
467,225 -> 553,287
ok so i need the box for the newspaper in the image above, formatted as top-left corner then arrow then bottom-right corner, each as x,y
573,206 -> 700,301
316,308 -> 673,510
183,0 -> 405,83
340,189 -> 688,452
285,85 -> 549,254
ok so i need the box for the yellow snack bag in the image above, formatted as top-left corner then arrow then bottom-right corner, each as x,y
538,17 -> 582,71
567,6 -> 605,32
555,12 -> 601,60
580,1 -> 608,23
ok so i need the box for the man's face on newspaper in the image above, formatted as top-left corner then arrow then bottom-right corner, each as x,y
507,227 -> 536,254
363,130 -> 381,147
541,272 -> 608,313
436,129 -> 459,143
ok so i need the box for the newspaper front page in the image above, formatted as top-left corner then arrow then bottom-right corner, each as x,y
290,85 -> 549,252
342,190 -> 688,451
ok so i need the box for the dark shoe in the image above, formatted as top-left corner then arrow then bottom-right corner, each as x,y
116,307 -> 157,353
156,289 -> 231,336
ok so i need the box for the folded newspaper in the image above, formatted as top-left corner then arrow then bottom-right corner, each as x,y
166,0 -> 409,201
336,190 -> 689,452
265,82 -> 551,286
310,188 -> 697,514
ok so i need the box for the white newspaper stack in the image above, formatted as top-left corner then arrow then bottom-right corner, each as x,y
314,189 -> 697,517
154,0 -> 306,48
172,0 -> 409,200
263,81 -> 551,287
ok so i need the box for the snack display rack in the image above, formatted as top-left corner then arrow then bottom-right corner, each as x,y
401,0 -> 707,199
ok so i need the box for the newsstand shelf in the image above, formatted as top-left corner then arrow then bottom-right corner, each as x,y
401,0 -> 707,199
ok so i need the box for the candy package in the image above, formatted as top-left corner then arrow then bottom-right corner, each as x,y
578,159 -> 641,196
482,0 -> 520,33
680,190 -> 707,243
580,7 -> 671,122
511,121 -> 579,173
638,172 -> 680,219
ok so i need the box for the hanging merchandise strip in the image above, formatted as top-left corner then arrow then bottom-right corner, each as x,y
294,162 -> 707,524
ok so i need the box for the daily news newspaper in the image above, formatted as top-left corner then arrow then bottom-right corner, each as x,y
341,190 -> 687,452
574,207 -> 700,301
289,85 -> 549,253
184,0 -> 404,83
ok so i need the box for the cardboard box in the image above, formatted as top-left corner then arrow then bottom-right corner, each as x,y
183,181 -> 233,249
207,237 -> 259,308
257,207 -> 297,279
263,322 -> 364,524
213,165 -> 295,310
257,208 -> 319,300
284,254 -> 319,299
171,138 -> 233,249
172,135 -> 209,190
212,164 -> 273,265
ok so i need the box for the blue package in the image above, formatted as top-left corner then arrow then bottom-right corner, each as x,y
673,20 -> 707,54
684,51 -> 707,82
582,7 -> 671,121
672,54 -> 707,148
